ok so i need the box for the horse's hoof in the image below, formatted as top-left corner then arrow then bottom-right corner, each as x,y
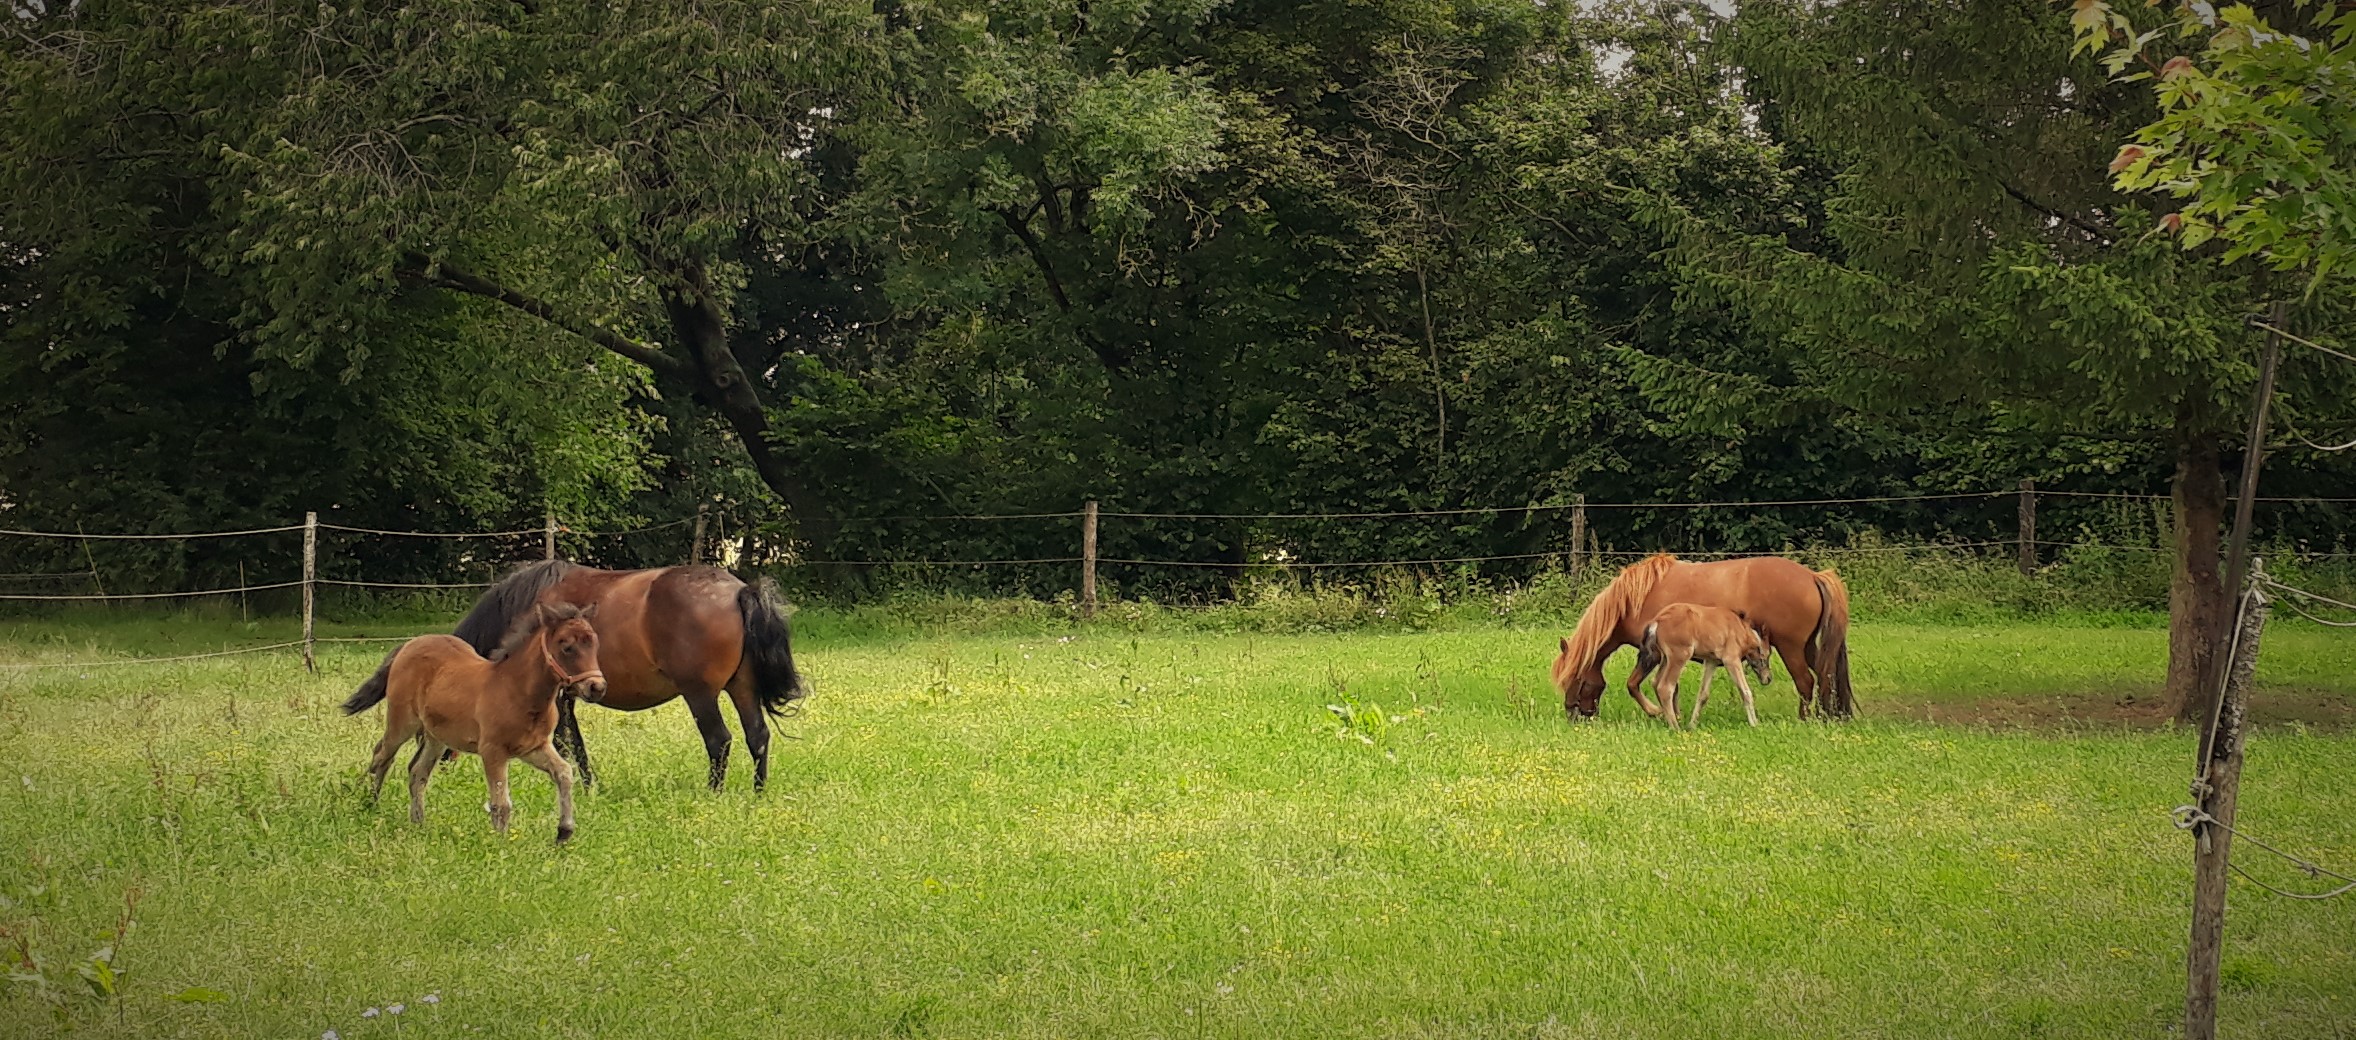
555,826 -> 574,845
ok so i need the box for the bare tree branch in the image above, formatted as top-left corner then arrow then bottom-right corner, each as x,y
402,254 -> 689,378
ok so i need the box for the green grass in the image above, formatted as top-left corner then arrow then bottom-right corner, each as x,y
2,608 -> 2353,1038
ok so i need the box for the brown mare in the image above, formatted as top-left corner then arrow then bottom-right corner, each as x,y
449,561 -> 806,792
341,603 -> 608,843
1629,603 -> 1773,730
1551,554 -> 1853,721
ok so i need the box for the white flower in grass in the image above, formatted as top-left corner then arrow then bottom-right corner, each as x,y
323,1031 -> 340,1040
388,1003 -> 405,1015
361,1007 -> 380,1018
421,993 -> 441,1005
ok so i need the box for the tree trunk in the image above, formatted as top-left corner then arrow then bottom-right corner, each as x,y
655,261 -> 841,552
2164,437 -> 2228,722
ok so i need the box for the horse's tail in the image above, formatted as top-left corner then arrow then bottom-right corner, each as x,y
1813,569 -> 1854,719
451,559 -> 579,656
1630,621 -> 1666,716
737,576 -> 808,718
339,648 -> 401,716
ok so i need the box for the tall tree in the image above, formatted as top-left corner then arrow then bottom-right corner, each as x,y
0,1 -> 656,586
1657,0 -> 2354,720
204,0 -> 883,545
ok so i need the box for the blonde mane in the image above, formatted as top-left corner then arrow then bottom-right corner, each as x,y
1552,553 -> 1680,693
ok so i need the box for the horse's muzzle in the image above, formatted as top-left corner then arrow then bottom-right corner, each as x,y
572,674 -> 610,704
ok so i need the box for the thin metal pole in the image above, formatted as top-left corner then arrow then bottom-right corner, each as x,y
1080,500 -> 1099,619
691,504 -> 707,566
301,511 -> 317,674
2219,301 -> 2286,633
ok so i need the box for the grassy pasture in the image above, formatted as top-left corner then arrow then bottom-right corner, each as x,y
1,609 -> 2353,1038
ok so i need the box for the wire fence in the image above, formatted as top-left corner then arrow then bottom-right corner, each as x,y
1,487 -> 2351,671
2175,567 -> 2356,904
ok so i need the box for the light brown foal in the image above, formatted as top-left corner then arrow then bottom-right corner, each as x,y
1627,603 -> 1773,730
341,603 -> 608,843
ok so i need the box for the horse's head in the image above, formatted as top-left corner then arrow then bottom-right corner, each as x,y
1553,637 -> 1605,719
1740,619 -> 1773,688
535,602 -> 608,703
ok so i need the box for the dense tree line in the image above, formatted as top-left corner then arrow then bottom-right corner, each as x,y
5,2 -> 2351,714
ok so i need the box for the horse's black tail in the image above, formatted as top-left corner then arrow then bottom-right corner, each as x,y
339,648 -> 401,716
737,577 -> 807,718
452,559 -> 579,656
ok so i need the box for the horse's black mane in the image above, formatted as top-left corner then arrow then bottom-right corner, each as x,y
491,599 -> 591,662
453,559 -> 579,658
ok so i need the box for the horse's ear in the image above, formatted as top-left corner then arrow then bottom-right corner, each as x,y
579,603 -> 598,620
1559,637 -> 1570,654
1732,608 -> 1747,620
534,602 -> 549,626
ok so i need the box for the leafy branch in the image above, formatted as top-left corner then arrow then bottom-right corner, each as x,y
2062,0 -> 2356,290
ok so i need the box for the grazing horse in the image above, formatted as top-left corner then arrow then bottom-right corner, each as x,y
450,561 -> 806,792
1551,554 -> 1852,721
1629,603 -> 1773,730
342,603 -> 607,843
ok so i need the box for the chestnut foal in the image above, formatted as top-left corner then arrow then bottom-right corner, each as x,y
1627,603 -> 1773,730
341,603 -> 608,843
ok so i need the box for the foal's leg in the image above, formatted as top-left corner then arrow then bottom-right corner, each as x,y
726,683 -> 772,794
1690,664 -> 1716,729
366,721 -> 415,803
519,744 -> 577,844
482,752 -> 514,835
1625,661 -> 1658,718
407,736 -> 446,824
1656,653 -> 1688,732
1730,666 -> 1760,728
682,690 -> 734,791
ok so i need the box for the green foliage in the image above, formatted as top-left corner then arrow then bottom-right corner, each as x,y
5,0 -> 2355,605
2069,1 -> 2356,290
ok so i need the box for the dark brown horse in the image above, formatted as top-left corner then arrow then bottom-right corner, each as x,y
1550,554 -> 1853,721
451,561 -> 806,791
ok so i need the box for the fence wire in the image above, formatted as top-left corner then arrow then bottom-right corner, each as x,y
0,640 -> 308,671
2173,806 -> 2356,901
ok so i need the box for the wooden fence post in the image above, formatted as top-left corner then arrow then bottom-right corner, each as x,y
690,504 -> 707,565
2185,568 -> 2272,1040
1568,494 -> 1587,579
1080,500 -> 1099,619
2187,301 -> 2288,1040
301,511 -> 317,674
544,512 -> 557,561
2017,479 -> 2036,575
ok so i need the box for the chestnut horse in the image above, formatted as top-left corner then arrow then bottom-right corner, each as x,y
342,602 -> 607,843
450,561 -> 807,792
1551,554 -> 1852,720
